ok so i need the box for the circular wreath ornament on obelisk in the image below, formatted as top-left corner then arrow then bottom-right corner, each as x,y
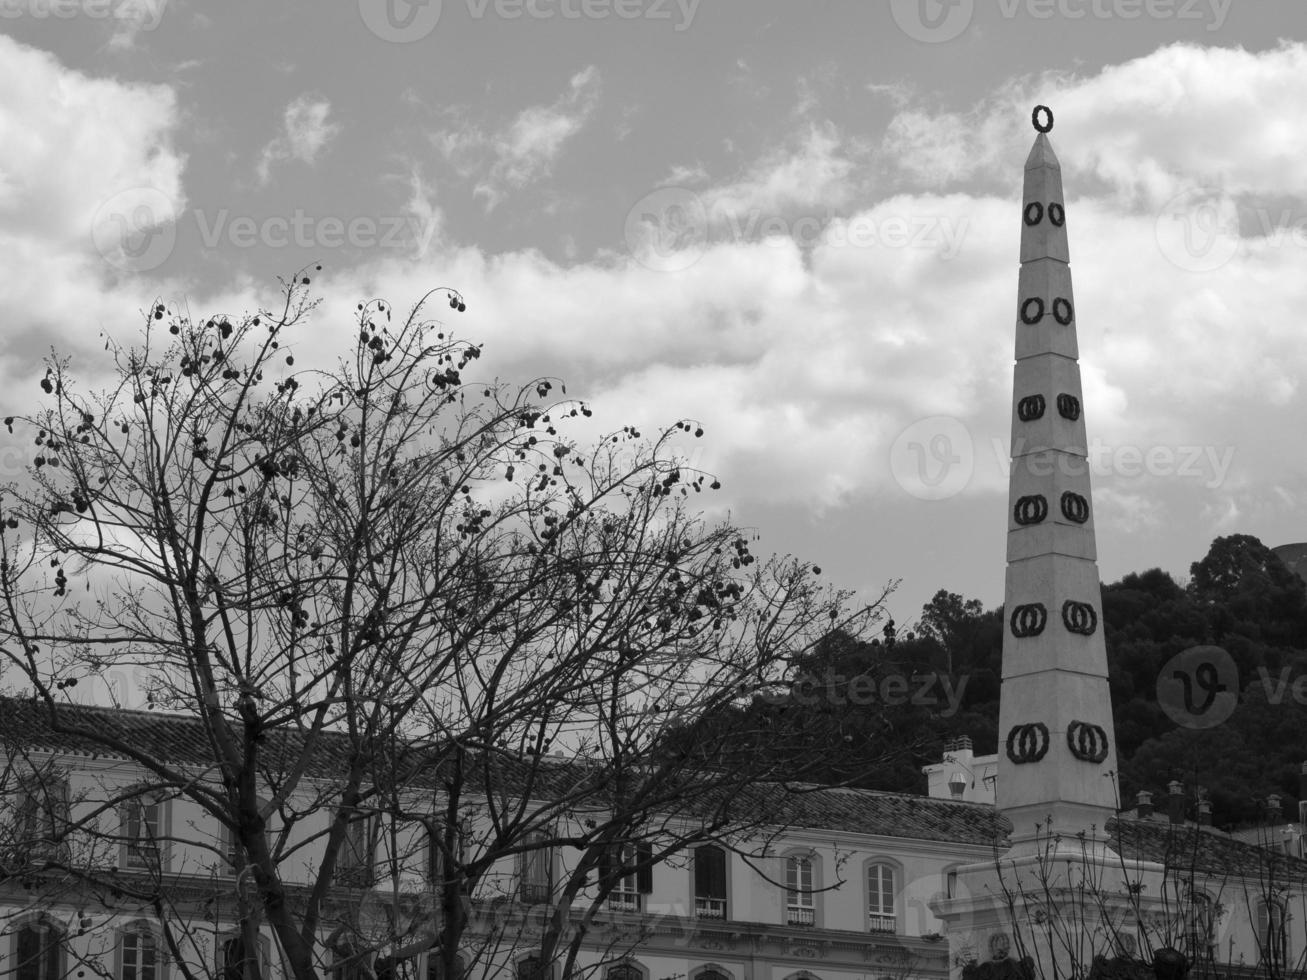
1032,104 -> 1054,133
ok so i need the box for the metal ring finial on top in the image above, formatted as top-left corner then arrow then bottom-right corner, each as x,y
1032,105 -> 1054,133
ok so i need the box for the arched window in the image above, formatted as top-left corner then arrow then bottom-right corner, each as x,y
1256,899 -> 1288,967
784,853 -> 817,926
866,862 -> 897,934
693,845 -> 728,919
426,952 -> 464,980
375,954 -> 419,980
13,918 -> 64,980
693,968 -> 731,980
218,931 -> 271,980
606,963 -> 644,980
516,955 -> 549,980
118,921 -> 163,980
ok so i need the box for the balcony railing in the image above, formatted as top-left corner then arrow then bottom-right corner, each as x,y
608,892 -> 641,913
868,914 -> 896,934
787,906 -> 815,926
694,897 -> 726,919
519,882 -> 551,904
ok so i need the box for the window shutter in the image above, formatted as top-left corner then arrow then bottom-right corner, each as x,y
597,845 -> 610,883
16,925 -> 40,980
46,926 -> 61,980
635,842 -> 653,894
427,820 -> 444,883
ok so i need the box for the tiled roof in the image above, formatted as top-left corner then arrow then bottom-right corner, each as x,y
3,698 -> 1304,873
1110,816 -> 1307,878
0,697 -> 1012,845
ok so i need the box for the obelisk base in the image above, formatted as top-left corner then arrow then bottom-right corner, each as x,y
931,841 -> 1170,980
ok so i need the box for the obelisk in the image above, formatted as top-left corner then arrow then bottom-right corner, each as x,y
996,103 -> 1119,856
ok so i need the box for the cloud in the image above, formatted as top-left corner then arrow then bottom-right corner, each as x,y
257,96 -> 341,185
0,35 -> 185,381
436,67 -> 602,211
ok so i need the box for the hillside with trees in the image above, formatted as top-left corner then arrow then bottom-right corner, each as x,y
722,534 -> 1307,828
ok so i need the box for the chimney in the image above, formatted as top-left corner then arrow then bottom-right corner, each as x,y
1168,781 -> 1185,825
1197,799 -> 1212,826
1136,790 -> 1154,820
1268,794 -> 1282,824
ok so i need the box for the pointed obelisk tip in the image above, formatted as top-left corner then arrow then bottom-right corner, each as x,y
1025,105 -> 1060,171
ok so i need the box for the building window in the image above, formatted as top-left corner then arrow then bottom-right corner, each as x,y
122,793 -> 166,872
334,808 -> 376,886
14,774 -> 70,865
218,933 -> 269,980
1185,890 -> 1215,964
426,953 -> 464,980
329,935 -> 366,980
219,823 -> 239,873
693,845 -> 728,919
603,842 -> 652,912
119,924 -> 162,980
1257,900 -> 1288,967
694,971 -> 730,980
375,954 -> 418,980
785,855 -> 816,926
516,955 -> 549,980
867,863 -> 896,933
606,964 -> 643,980
14,920 -> 64,980
518,831 -> 552,904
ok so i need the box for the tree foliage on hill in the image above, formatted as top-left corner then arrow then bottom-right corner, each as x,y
710,537 -> 1307,828
0,273 -> 883,980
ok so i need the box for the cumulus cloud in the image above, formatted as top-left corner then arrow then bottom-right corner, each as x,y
257,96 -> 341,185
0,35 -> 185,383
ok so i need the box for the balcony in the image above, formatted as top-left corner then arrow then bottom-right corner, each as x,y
519,883 -> 551,904
786,906 -> 815,927
868,914 -> 896,934
608,892 -> 641,913
694,897 -> 726,919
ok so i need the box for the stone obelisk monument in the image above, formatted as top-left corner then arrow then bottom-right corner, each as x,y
931,106 -> 1166,980
997,103 -> 1118,857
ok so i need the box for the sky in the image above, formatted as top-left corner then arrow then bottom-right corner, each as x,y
1,0 -> 1306,630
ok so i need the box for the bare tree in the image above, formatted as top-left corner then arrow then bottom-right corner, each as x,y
0,271 -> 889,980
